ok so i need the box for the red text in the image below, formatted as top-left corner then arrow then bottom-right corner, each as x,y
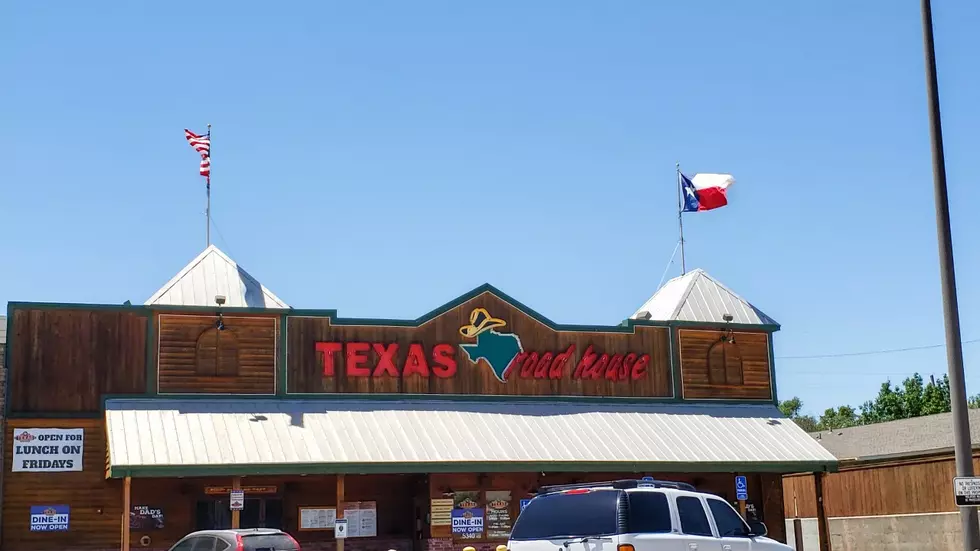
316,341 -> 457,378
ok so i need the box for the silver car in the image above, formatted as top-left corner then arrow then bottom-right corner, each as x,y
167,528 -> 301,551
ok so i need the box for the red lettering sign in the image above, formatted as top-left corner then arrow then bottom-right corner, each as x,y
315,341 -> 650,383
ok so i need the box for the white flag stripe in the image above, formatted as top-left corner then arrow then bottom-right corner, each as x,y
691,173 -> 735,191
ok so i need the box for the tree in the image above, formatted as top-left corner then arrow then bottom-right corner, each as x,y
779,397 -> 819,432
921,374 -> 951,415
818,406 -> 858,430
858,372 -> 951,424
970,394 -> 980,409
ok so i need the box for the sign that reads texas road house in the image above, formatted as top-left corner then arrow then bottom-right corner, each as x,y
12,428 -> 84,472
286,287 -> 672,397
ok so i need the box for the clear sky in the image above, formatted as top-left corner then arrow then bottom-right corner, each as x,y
3,2 -> 979,416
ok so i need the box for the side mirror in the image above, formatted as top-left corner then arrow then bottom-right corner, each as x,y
747,520 -> 767,537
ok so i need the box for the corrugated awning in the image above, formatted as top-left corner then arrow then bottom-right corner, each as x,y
104,398 -> 837,478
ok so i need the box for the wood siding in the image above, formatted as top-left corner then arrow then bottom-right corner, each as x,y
158,314 -> 277,394
287,293 -> 672,397
2,419 -> 122,551
678,329 -> 772,400
783,453 -> 980,518
8,309 -> 147,413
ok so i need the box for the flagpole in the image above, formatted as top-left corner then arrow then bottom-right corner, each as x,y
676,163 -> 686,275
206,123 -> 211,248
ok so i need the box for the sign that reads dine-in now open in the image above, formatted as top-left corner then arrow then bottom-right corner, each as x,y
953,477 -> 980,507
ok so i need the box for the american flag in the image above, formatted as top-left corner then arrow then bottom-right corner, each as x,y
184,128 -> 211,178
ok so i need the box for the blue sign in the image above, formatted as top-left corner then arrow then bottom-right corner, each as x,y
30,505 -> 69,532
451,508 -> 484,534
735,476 -> 748,501
519,499 -> 532,513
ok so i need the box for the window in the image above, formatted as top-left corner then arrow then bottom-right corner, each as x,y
195,327 -> 240,376
192,537 -> 217,551
510,490 -> 621,540
707,339 -> 743,385
626,491 -> 672,534
707,499 -> 750,538
676,496 -> 712,537
240,534 -> 299,551
172,539 -> 198,551
215,540 -> 231,551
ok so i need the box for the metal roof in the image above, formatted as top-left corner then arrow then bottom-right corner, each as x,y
104,398 -> 836,476
631,269 -> 778,327
809,408 -> 980,462
145,245 -> 288,309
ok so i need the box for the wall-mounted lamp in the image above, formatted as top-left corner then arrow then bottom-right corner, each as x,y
721,313 -> 735,344
215,295 -> 227,331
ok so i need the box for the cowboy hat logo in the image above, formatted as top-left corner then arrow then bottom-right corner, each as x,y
458,307 -> 523,382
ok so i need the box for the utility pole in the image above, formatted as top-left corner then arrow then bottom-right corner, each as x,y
919,1 -> 980,549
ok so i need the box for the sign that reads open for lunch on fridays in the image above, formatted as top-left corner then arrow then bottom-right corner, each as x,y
12,429 -> 84,472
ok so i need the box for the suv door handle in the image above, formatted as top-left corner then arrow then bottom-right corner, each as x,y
723,546 -> 732,551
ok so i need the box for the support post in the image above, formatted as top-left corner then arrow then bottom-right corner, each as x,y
121,476 -> 131,551
231,476 -> 241,529
793,518 -> 804,551
814,473 -> 830,551
336,475 -> 346,551
919,1 -> 980,549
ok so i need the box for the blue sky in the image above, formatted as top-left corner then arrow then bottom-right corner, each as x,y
3,1 -> 978,415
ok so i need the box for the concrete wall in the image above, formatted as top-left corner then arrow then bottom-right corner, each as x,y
785,512 -> 974,551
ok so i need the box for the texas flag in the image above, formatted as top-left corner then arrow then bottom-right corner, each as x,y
681,173 -> 735,212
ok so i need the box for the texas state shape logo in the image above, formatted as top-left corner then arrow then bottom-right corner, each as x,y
458,308 -> 524,382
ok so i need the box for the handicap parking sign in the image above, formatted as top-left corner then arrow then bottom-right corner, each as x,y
735,476 -> 748,500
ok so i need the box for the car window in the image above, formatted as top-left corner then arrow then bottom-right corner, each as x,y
171,539 -> 197,551
510,490 -> 622,540
627,491 -> 672,534
676,496 -> 713,537
707,499 -> 750,537
241,534 -> 299,551
215,539 -> 232,551
192,536 -> 216,551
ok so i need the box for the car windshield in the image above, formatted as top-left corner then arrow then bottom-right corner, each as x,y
510,490 -> 620,540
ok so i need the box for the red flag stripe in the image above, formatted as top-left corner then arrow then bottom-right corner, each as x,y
185,128 -> 211,178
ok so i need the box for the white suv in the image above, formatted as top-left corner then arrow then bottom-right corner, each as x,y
508,479 -> 791,551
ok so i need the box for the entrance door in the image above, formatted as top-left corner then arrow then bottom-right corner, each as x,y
196,499 -> 284,530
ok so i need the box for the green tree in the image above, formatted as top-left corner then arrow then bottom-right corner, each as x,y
779,397 -> 803,418
970,394 -> 980,409
921,375 -> 951,415
779,397 -> 819,432
818,406 -> 858,430
858,372 -> 950,424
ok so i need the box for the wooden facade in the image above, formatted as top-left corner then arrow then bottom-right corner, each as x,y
677,329 -> 772,400
287,292 -> 674,397
6,309 -> 147,413
157,314 -> 278,394
2,284 -> 789,551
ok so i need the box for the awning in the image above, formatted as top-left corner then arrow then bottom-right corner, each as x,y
104,398 -> 837,478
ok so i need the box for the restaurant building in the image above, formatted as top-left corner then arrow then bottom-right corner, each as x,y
1,245 -> 836,551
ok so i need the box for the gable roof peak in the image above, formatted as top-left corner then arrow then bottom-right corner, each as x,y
144,245 -> 289,309
631,268 -> 778,327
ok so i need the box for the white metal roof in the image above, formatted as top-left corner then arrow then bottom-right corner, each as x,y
631,269 -> 778,327
104,398 -> 835,475
144,245 -> 288,309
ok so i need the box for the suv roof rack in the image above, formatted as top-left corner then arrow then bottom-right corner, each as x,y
537,478 -> 696,495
